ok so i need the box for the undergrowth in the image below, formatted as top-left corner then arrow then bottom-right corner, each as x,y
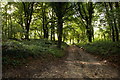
78,40 -> 120,67
77,40 -> 120,56
2,39 -> 68,67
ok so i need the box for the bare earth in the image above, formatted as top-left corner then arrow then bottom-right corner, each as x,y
3,45 -> 120,78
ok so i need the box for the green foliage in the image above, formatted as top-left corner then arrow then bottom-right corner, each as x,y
2,39 -> 67,66
78,41 -> 120,56
48,48 -> 64,58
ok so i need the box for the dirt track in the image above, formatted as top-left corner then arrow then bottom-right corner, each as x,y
3,45 -> 120,78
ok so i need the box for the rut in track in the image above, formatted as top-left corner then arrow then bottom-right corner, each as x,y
3,45 -> 120,78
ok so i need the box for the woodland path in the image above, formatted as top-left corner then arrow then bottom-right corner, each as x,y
3,45 -> 120,78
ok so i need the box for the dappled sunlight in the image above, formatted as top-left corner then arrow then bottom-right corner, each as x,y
64,60 -> 106,66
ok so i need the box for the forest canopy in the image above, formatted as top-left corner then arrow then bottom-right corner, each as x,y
1,2 -> 120,48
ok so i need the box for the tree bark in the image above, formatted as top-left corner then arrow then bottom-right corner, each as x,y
23,2 -> 34,40
104,2 -> 115,42
77,2 -> 94,43
115,2 -> 119,41
109,2 -> 118,42
42,3 -> 49,39
57,16 -> 63,48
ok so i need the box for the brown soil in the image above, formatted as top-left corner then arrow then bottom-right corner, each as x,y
2,45 -> 120,78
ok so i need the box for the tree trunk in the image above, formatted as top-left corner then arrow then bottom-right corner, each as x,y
104,3 -> 115,42
25,22 -> 30,39
5,5 -> 8,38
51,22 -> 55,41
23,2 -> 34,40
10,14 -> 12,38
53,26 -> 55,41
115,2 -> 119,41
113,18 -> 119,41
86,20 -> 92,42
42,3 -> 48,39
109,2 -> 118,42
111,26 -> 115,42
50,28 -> 52,41
87,28 -> 92,42
57,16 -> 63,48
88,2 -> 93,42
70,38 -> 72,44
42,13 -> 45,38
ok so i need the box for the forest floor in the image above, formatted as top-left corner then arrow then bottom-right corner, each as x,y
3,45 -> 120,78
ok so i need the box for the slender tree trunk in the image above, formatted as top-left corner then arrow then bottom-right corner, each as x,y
43,23 -> 49,39
23,2 -> 34,40
103,33 -> 106,40
92,27 -> 94,41
53,26 -> 55,41
5,5 -> 7,38
70,38 -> 72,44
109,2 -> 118,42
113,18 -> 119,41
115,2 -> 119,41
42,6 -> 45,38
77,34 -> 80,43
45,24 -> 49,39
19,13 -> 24,39
50,28 -> 52,41
41,28 -> 43,38
10,14 -> 12,38
8,15 -> 10,38
42,3 -> 48,39
25,23 -> 30,39
51,22 -> 55,41
63,32 -> 66,42
73,38 -> 74,44
111,26 -> 115,42
104,3 -> 115,42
